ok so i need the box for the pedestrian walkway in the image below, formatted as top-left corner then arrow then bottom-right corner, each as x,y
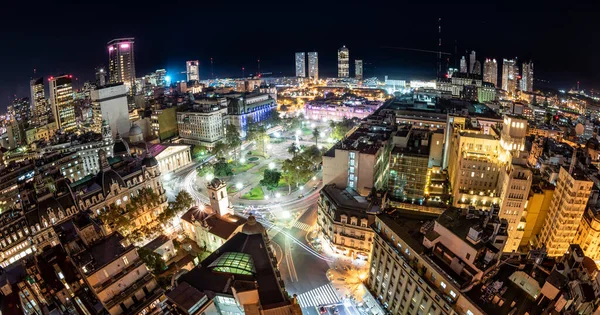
292,221 -> 313,232
296,283 -> 341,308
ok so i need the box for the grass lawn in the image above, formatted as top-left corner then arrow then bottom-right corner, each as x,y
231,162 -> 257,174
241,186 -> 265,200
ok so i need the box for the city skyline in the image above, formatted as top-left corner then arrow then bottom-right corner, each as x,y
1,4 -> 600,107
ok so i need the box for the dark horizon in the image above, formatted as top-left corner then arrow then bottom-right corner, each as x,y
1,2 -> 600,109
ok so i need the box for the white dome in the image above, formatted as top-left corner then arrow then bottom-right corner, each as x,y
129,124 -> 143,136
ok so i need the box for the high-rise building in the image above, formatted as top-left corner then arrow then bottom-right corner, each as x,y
95,66 -> 107,87
337,46 -> 349,78
472,60 -> 481,75
308,51 -> 318,81
355,59 -> 363,80
521,61 -> 534,92
469,50 -> 476,74
90,83 -> 130,138
30,77 -> 47,127
498,160 -> 532,253
107,38 -> 136,93
483,58 -> 498,86
537,166 -> 592,257
49,75 -> 76,132
574,208 -> 600,261
502,58 -> 518,94
294,52 -> 306,77
186,60 -> 199,82
459,56 -> 467,73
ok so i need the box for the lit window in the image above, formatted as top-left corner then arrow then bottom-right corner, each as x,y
440,281 -> 446,289
450,290 -> 456,298
123,256 -> 129,266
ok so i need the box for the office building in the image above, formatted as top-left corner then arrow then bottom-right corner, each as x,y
367,207 -> 507,315
520,182 -> 554,248
90,83 -> 130,138
498,159 -> 532,252
95,65 -> 107,86
574,208 -> 600,261
295,52 -> 306,77
483,58 -> 498,87
472,60 -> 481,75
49,75 -> 76,132
151,107 -> 178,141
186,60 -> 199,82
469,50 -> 476,74
536,166 -> 592,257
338,46 -> 349,78
355,59 -> 363,80
107,38 -> 136,93
317,184 -> 379,259
178,105 -> 227,147
521,61 -> 534,92
459,56 -> 467,73
322,123 -> 393,196
30,77 -> 48,127
502,58 -> 518,94
226,93 -> 276,137
308,51 -> 318,81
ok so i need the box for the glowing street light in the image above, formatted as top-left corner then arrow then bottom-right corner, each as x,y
240,157 -> 246,163
268,162 -> 275,169
206,173 -> 214,181
267,144 -> 272,150
295,129 -> 301,135
275,193 -> 281,198
312,176 -> 317,180
236,182 -> 243,190
265,195 -> 270,200
310,123 -> 316,128
299,186 -> 304,190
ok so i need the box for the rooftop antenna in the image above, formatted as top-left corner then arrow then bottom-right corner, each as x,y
437,17 -> 442,77
210,57 -> 214,79
242,67 -> 245,78
257,58 -> 261,76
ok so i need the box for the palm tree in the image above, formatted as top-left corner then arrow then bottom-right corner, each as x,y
312,127 -> 320,146
287,142 -> 299,157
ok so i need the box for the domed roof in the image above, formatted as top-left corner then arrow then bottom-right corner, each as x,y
142,154 -> 159,168
113,133 -> 130,156
241,215 -> 266,235
129,124 -> 143,136
95,169 -> 126,196
209,178 -> 224,188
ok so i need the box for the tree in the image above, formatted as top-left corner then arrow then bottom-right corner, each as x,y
281,159 -> 296,194
260,169 -> 281,192
175,190 -> 194,211
213,158 -> 233,176
248,125 -> 268,156
225,124 -> 242,160
212,141 -> 227,159
301,145 -> 322,170
312,127 -> 320,146
191,145 -> 208,160
266,109 -> 281,126
287,142 -> 299,157
138,247 -> 167,273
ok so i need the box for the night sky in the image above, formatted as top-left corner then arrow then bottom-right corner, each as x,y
1,1 -> 599,110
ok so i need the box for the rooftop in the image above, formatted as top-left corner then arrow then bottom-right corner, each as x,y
181,207 -> 247,240
73,233 -> 132,273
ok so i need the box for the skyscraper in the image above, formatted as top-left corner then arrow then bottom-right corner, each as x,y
95,66 -> 107,87
49,75 -> 75,132
107,38 -> 136,93
483,58 -> 498,87
186,60 -> 199,82
521,61 -> 534,92
459,56 -> 467,73
307,52 -> 318,81
502,58 -> 518,94
337,46 -> 349,78
473,60 -> 482,75
469,50 -> 476,74
295,52 -> 306,77
30,77 -> 47,127
355,60 -> 363,80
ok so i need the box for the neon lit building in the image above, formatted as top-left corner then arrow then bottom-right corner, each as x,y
107,38 -> 136,93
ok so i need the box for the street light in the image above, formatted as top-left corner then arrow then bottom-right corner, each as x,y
295,129 -> 301,135
236,182 -> 243,190
299,186 -> 304,190
275,193 -> 281,198
240,157 -> 246,163
267,144 -> 272,150
268,162 -> 275,169
206,173 -> 214,181
312,176 -> 317,181
265,195 -> 270,200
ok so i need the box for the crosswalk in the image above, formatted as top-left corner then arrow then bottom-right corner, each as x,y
296,283 -> 340,308
292,221 -> 313,232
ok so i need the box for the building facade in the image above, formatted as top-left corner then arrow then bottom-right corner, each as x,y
338,46 -> 349,78
483,58 -> 498,87
186,60 -> 199,82
49,75 -> 76,132
502,59 -> 518,95
108,38 -> 136,93
536,167 -> 592,257
295,52 -> 306,77
90,83 -> 130,138
177,107 -> 227,147
355,59 -> 363,80
30,77 -> 48,127
308,51 -> 319,81
521,61 -> 534,92
498,161 -> 532,252
574,208 -> 600,261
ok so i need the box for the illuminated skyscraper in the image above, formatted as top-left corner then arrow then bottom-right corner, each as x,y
95,66 -> 107,87
30,77 -> 48,126
502,58 -> 518,94
49,75 -> 75,132
469,50 -> 476,74
521,61 -> 534,92
483,58 -> 498,87
295,52 -> 306,77
355,60 -> 363,80
337,46 -> 349,78
107,38 -> 136,93
186,60 -> 199,82
308,52 -> 318,81
459,56 -> 467,73
473,60 -> 481,75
